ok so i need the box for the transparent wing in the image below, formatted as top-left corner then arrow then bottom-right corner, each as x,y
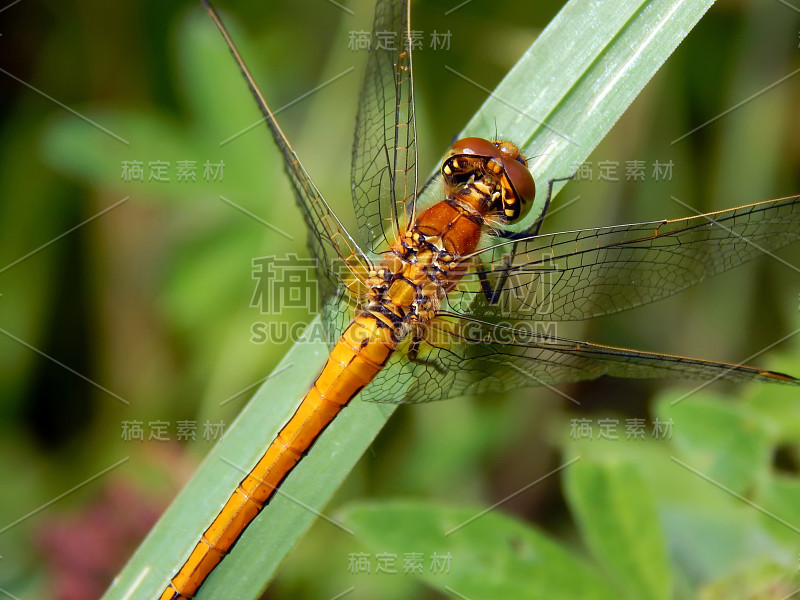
359,316 -> 798,404
351,0 -> 418,253
202,1 -> 370,342
444,196 -> 800,322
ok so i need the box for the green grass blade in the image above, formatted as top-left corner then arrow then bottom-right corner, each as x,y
101,317 -> 396,599
101,0 -> 713,598
461,0 -> 714,228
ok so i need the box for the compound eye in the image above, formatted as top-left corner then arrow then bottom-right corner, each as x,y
501,157 -> 536,223
447,137 -> 501,159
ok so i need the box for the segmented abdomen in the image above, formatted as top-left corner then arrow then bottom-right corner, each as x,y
159,313 -> 396,599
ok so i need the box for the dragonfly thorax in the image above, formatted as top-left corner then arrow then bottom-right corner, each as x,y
365,233 -> 456,326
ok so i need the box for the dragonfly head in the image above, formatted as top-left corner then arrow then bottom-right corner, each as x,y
442,137 -> 536,223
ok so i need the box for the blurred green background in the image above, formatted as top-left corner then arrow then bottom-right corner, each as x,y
1,0 -> 800,598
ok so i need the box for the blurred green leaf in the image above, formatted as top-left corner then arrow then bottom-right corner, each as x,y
564,457 -> 672,600
698,559 -> 800,600
661,504 -> 785,586
655,393 -> 771,495
750,345 -> 800,442
340,500 -> 619,599
755,473 -> 800,549
562,387 -> 797,593
40,10 -> 284,208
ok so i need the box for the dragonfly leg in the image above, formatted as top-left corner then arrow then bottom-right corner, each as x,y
408,334 -> 421,361
406,328 -> 447,374
479,174 -> 573,304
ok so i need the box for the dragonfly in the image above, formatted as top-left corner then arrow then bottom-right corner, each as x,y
160,1 -> 800,598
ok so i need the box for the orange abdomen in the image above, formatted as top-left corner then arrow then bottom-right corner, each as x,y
159,314 -> 396,599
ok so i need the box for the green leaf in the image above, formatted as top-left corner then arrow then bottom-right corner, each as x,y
654,392 -> 772,496
661,506 -> 786,585
40,10 -> 283,208
339,500 -> 619,600
100,0 -> 714,598
698,559 -> 800,600
749,349 -> 800,441
564,458 -> 673,600
754,473 -> 800,549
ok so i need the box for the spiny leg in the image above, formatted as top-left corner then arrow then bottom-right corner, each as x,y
479,174 -> 574,304
406,327 -> 447,375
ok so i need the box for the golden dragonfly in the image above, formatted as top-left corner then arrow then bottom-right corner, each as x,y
159,0 -> 800,598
